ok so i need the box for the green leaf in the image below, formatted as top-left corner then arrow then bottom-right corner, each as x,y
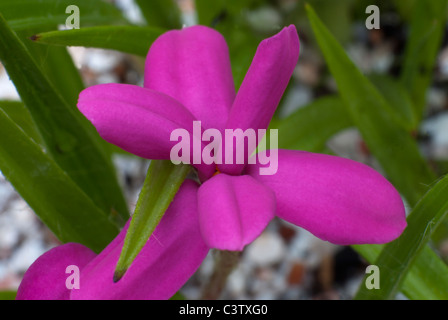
0,109 -> 119,253
393,0 -> 417,21
22,34 -> 85,109
402,246 -> 448,300
369,74 -> 418,130
306,4 -> 435,206
32,26 -> 165,57
114,161 -> 191,281
0,0 -> 127,31
400,0 -> 448,123
135,0 -> 181,29
355,174 -> 448,299
0,291 -> 16,300
195,0 -> 227,26
354,243 -> 448,300
170,292 -> 186,300
195,0 -> 266,26
302,0 -> 356,44
0,101 -> 43,146
273,96 -> 352,152
0,14 -> 129,227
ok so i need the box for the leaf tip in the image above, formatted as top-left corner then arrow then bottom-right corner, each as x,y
113,268 -> 127,283
30,34 -> 41,41
304,2 -> 316,17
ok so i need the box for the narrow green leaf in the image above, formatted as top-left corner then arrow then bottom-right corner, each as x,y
32,26 -> 165,57
400,0 -> 448,123
273,96 -> 352,152
369,74 -> 418,130
195,0 -> 227,26
355,174 -> 448,299
0,109 -> 119,253
0,291 -> 16,300
22,35 -> 85,109
306,4 -> 435,206
195,0 -> 264,26
302,0 -> 356,44
135,0 -> 181,29
393,0 -> 417,21
0,101 -> 43,146
114,161 -> 191,281
354,243 -> 448,300
170,292 -> 186,300
401,246 -> 448,300
0,0 -> 127,31
0,14 -> 129,226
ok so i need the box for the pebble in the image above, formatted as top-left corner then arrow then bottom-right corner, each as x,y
226,264 -> 248,297
245,232 -> 286,267
287,261 -> 306,285
422,112 -> 448,159
277,84 -> 313,119
246,6 -> 283,34
115,0 -> 146,25
83,49 -> 123,74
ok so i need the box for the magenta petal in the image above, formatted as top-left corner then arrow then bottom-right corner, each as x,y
16,243 -> 96,300
145,25 -> 235,131
70,180 -> 209,300
78,83 -> 199,160
219,25 -> 300,176
198,174 -> 276,251
247,150 -> 407,245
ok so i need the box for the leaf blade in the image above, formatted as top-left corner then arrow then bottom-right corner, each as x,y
355,174 -> 448,299
0,0 -> 127,31
32,26 -> 165,57
0,100 -> 43,146
273,96 -> 352,152
0,13 -> 129,226
400,0 -> 448,123
0,109 -> 119,252
135,0 -> 181,29
114,161 -> 191,281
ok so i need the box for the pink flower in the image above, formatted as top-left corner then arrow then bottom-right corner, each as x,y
77,24 -> 405,249
17,25 -> 406,300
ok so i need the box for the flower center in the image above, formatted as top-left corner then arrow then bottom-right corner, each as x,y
213,165 -> 220,177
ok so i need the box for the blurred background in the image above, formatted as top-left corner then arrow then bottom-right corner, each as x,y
1,0 -> 448,299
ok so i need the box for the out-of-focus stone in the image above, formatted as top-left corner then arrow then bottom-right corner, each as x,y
245,232 -> 286,267
287,261 -> 306,285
